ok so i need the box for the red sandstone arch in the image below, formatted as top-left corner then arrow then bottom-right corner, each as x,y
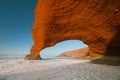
24,0 -> 120,60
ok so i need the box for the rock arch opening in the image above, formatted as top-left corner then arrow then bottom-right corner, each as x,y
40,40 -> 89,59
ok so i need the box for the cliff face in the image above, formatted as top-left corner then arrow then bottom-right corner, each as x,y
58,47 -> 89,57
25,0 -> 120,60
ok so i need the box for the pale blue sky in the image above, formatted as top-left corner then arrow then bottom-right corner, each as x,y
0,0 -> 87,57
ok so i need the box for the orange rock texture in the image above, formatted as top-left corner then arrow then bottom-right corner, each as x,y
58,47 -> 89,57
24,0 -> 120,60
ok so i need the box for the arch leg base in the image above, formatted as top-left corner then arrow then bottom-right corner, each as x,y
24,54 -> 41,60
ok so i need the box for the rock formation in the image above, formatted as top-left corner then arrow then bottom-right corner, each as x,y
24,0 -> 120,60
58,47 -> 89,57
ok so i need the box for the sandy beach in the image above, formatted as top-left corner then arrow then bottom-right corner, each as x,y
0,57 -> 120,80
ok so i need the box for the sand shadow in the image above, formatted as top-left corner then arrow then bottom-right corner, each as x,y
91,57 -> 120,66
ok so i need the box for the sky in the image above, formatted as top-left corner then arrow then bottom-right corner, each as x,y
0,0 -> 87,57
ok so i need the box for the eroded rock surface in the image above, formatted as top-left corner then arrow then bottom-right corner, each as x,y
25,0 -> 120,60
